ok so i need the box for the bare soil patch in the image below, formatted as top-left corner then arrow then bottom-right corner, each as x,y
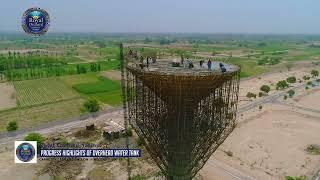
0,82 -> 16,110
100,70 -> 121,81
216,104 -> 320,179
296,89 -> 320,111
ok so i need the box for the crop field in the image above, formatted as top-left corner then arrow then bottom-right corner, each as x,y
73,77 -> 120,94
72,76 -> 122,106
14,78 -> 80,107
0,98 -> 84,131
60,72 -> 101,86
89,90 -> 122,106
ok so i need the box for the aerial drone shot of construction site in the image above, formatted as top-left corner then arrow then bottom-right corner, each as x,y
0,31 -> 320,179
1,1 -> 320,180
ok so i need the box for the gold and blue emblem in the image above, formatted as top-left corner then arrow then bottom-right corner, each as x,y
22,7 -> 50,35
16,142 -> 36,162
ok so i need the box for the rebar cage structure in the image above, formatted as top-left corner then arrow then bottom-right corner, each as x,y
120,44 -> 241,179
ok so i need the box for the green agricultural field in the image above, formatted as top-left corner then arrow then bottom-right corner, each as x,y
14,78 -> 80,107
226,57 -> 269,78
65,73 -> 122,106
73,77 -> 120,94
89,90 -> 122,106
0,98 -> 85,132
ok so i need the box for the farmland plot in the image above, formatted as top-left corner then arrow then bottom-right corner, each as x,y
14,78 -> 80,107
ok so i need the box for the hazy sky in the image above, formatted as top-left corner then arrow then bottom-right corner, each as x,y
0,0 -> 320,34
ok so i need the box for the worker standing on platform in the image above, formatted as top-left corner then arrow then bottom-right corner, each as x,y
207,59 -> 212,71
140,56 -> 144,69
187,58 -> 194,68
146,57 -> 150,68
219,62 -> 226,73
180,55 -> 184,65
200,60 -> 204,68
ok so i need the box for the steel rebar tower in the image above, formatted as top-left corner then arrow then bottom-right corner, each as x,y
120,44 -> 240,179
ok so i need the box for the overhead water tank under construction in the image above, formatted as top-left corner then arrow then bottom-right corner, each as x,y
121,47 -> 241,179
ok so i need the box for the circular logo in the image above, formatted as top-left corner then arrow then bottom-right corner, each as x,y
22,7 -> 50,35
16,142 -> 36,162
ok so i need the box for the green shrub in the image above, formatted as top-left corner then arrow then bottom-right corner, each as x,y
287,89 -> 295,98
285,176 -> 307,180
286,76 -> 296,84
306,81 -> 313,86
306,144 -> 320,155
259,105 -> 262,110
260,85 -> 271,93
6,121 -> 18,131
276,80 -> 289,90
83,99 -> 100,112
24,133 -> 45,151
258,92 -> 265,97
246,92 -> 256,98
284,95 -> 288,100
126,127 -> 133,137
303,75 -> 310,81
311,70 -> 319,77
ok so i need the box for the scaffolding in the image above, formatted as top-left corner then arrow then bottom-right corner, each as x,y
120,44 -> 241,179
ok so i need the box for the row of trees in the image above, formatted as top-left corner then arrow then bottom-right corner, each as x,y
0,55 -> 105,81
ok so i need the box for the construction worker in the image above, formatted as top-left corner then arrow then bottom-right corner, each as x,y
200,60 -> 204,68
207,59 -> 212,71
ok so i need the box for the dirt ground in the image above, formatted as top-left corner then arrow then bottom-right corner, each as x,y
296,89 -> 320,111
0,150 -> 37,180
100,70 -> 121,81
0,82 -> 16,110
201,86 -> 320,179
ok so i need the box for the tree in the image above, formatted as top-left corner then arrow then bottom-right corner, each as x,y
24,133 -> 45,152
246,92 -> 256,98
303,75 -> 310,81
260,85 -> 271,93
311,70 -> 319,77
258,92 -> 265,97
288,89 -> 295,98
286,76 -> 296,84
307,81 -> 313,86
6,121 -> 18,131
276,80 -> 289,90
83,99 -> 100,113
